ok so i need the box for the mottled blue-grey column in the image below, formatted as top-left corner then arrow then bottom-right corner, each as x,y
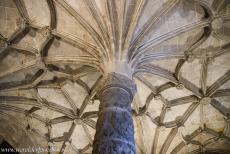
93,72 -> 136,154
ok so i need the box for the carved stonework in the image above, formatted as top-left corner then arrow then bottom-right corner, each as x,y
39,26 -> 51,37
186,53 -> 195,63
73,118 -> 82,125
48,141 -> 54,147
211,17 -> 223,30
211,16 -> 230,41
16,18 -> 27,29
176,83 -> 184,90
89,99 -> 95,105
0,39 -> 7,48
93,73 -> 136,154
200,97 -> 211,105
207,57 -> 215,64
154,94 -> 161,100
175,116 -> 183,127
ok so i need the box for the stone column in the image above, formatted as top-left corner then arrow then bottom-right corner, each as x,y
93,72 -> 136,154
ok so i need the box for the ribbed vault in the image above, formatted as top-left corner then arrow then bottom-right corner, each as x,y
0,0 -> 230,153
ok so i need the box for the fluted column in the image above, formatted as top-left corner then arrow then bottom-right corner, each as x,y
93,72 -> 136,154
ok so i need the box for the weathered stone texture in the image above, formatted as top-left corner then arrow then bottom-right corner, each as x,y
93,73 -> 136,154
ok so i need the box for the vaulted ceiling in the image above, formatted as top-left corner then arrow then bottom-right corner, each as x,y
0,0 -> 230,153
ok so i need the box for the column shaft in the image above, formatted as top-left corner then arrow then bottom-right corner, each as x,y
93,73 -> 136,154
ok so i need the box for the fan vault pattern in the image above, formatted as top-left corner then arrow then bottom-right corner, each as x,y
0,0 -> 230,153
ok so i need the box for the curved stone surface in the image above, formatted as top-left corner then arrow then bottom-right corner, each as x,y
0,0 -> 229,153
93,73 -> 136,154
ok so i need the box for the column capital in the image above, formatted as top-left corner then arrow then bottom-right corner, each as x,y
99,72 -> 137,99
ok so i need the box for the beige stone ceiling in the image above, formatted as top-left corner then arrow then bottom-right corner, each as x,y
0,0 -> 230,153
